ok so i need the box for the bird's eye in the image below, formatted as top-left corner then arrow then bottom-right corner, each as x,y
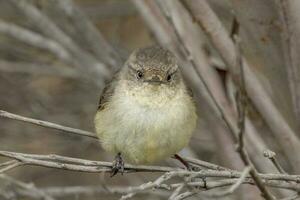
167,74 -> 172,82
137,70 -> 143,79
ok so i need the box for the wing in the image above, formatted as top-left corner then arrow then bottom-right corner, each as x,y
187,86 -> 193,98
97,71 -> 120,111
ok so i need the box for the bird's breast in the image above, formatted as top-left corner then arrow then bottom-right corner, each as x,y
95,83 -> 197,164
113,85 -> 187,127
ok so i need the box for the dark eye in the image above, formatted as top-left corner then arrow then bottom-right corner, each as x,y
167,74 -> 172,82
137,70 -> 143,79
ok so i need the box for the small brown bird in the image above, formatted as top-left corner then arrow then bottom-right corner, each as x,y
94,46 -> 197,176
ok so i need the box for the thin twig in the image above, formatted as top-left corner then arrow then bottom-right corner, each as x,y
169,184 -> 185,200
233,31 -> 275,199
0,174 -> 56,200
182,157 -> 231,171
209,166 -> 251,197
0,110 -> 97,138
0,160 -> 23,173
51,0 -> 122,68
9,0 -> 111,83
280,193 -> 300,200
0,19 -> 71,63
0,160 -> 16,167
29,185 -> 169,198
264,150 -> 287,174
277,0 -> 300,123
120,172 -> 175,200
0,60 -> 80,78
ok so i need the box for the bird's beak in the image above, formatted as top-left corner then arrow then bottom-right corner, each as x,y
145,75 -> 164,85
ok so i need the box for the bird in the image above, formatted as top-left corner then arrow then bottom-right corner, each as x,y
94,46 -> 197,176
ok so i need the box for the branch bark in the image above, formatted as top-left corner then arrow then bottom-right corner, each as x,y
0,110 -> 97,139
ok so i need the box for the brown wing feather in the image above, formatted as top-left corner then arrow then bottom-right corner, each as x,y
97,71 -> 120,110
187,86 -> 193,98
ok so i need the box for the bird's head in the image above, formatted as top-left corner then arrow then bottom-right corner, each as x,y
123,46 -> 182,89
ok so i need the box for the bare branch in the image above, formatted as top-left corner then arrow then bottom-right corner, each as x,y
2,150 -> 300,200
280,193 -> 300,200
209,166 -> 251,197
181,157 -> 231,171
181,0 -> 300,173
120,172 -> 175,200
1,151 -> 300,185
0,110 -> 97,139
9,0 -> 111,82
0,174 -> 56,200
277,0 -> 300,123
0,60 -> 80,78
0,20 -> 72,63
51,0 -> 123,69
0,160 -> 16,167
169,184 -> 185,200
171,178 -> 300,200
0,160 -> 23,173
233,32 -> 275,199
0,151 -> 178,173
264,150 -> 287,174
28,185 -> 169,198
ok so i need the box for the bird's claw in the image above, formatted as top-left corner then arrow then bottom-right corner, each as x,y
111,152 -> 124,177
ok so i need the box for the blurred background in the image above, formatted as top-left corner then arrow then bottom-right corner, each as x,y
0,0 -> 299,199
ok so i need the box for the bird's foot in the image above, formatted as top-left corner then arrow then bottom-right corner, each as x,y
111,152 -> 124,177
174,154 -> 192,171
198,170 -> 207,189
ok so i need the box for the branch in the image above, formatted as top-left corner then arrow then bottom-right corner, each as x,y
0,151 -> 177,173
280,193 -> 300,200
168,178 -> 300,200
208,166 -> 251,197
264,150 -> 287,174
2,150 -> 300,200
120,172 -> 175,200
0,160 -> 23,173
1,151 -> 300,184
0,60 -> 80,78
23,185 -> 169,198
182,157 -> 231,171
0,20 -> 72,64
51,0 -> 123,69
233,34 -> 275,199
277,0 -> 300,123
9,0 -> 111,82
0,110 -> 97,138
181,0 -> 300,173
0,174 -> 56,200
